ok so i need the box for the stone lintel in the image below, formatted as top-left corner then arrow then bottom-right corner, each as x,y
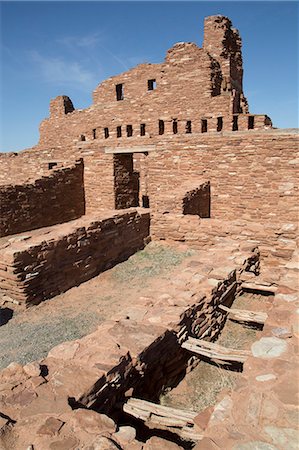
105,145 -> 156,155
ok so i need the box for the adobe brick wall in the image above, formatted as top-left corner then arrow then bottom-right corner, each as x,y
0,209 -> 150,305
0,160 -> 85,237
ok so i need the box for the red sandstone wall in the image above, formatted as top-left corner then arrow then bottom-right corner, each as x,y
147,132 -> 298,224
36,16 -> 258,151
0,209 -> 150,305
0,160 -> 85,237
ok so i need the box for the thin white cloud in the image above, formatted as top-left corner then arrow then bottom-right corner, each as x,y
57,32 -> 104,49
30,50 -> 98,90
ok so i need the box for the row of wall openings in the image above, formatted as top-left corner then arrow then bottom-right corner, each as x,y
113,124 -> 147,138
233,115 -> 256,131
116,79 -> 157,101
92,115 -> 256,141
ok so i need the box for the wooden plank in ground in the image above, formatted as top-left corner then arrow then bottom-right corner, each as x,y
218,304 -> 268,324
123,398 -> 203,441
181,337 -> 251,363
241,282 -> 277,294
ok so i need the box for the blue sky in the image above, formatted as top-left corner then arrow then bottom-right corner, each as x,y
0,1 -> 298,152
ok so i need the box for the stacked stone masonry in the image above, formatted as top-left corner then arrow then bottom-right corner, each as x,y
0,160 -> 85,237
0,13 -> 298,450
0,209 -> 150,305
35,15 -> 271,151
0,247 -> 259,449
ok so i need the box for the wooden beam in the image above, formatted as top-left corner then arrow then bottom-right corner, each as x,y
123,398 -> 203,441
241,282 -> 277,294
182,337 -> 251,363
219,304 -> 268,324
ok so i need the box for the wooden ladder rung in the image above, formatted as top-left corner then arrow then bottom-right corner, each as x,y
182,337 -> 251,363
123,398 -> 203,441
219,304 -> 268,324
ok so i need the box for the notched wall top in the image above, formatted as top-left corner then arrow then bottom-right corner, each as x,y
37,15 -> 261,150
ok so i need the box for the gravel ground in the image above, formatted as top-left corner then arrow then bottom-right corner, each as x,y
0,311 -> 101,369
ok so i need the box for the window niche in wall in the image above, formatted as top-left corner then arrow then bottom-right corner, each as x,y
116,83 -> 124,101
140,124 -> 146,136
201,119 -> 208,133
159,120 -> 165,135
117,126 -> 122,138
127,125 -> 133,137
248,116 -> 255,130
173,119 -> 178,134
217,117 -> 223,132
186,121 -> 192,134
233,115 -> 238,131
104,128 -> 109,139
148,79 -> 156,91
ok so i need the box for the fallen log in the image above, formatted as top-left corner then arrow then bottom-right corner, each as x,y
182,337 -> 251,363
218,304 -> 268,324
123,398 -> 203,441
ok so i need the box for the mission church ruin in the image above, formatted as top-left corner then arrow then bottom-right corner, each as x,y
0,15 -> 298,450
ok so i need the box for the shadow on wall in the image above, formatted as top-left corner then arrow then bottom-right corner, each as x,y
183,182 -> 211,218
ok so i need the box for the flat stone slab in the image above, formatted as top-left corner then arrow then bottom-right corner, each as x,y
251,337 -> 288,359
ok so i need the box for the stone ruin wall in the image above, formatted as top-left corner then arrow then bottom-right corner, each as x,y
0,13 -> 297,304
0,159 -> 85,238
0,209 -> 150,306
36,16 -> 269,152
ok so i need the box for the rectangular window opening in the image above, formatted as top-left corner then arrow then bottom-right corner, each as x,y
127,125 -> 133,137
92,129 -> 97,139
233,115 -> 238,131
201,119 -> 208,133
148,79 -> 156,91
217,117 -> 223,132
48,162 -> 57,170
142,195 -> 150,208
116,83 -> 124,101
186,120 -> 192,134
117,126 -> 122,138
104,127 -> 109,139
248,116 -> 255,130
159,120 -> 164,135
140,123 -> 146,136
173,119 -> 178,134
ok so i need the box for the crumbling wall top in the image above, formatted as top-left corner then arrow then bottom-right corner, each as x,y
50,95 -> 75,118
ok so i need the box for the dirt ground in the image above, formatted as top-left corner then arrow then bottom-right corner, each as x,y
0,242 -> 195,369
160,292 -> 274,412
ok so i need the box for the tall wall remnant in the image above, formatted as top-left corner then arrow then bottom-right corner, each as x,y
36,15 -> 270,151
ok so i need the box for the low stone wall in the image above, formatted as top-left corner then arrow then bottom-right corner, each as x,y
151,214 -> 298,264
0,209 -> 150,305
0,160 -> 85,237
